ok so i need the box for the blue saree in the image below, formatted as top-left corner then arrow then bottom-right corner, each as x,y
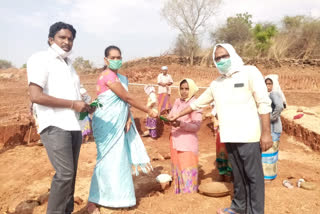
88,73 -> 151,208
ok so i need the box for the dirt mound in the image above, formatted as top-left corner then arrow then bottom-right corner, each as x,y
281,106 -> 320,151
0,55 -> 319,152
0,68 -> 26,81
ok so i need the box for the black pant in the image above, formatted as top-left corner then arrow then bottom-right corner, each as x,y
226,143 -> 265,214
40,126 -> 82,214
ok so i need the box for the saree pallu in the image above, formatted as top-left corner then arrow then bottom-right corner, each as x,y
262,132 -> 280,180
216,132 -> 232,176
158,93 -> 171,114
89,74 -> 151,208
170,137 -> 198,194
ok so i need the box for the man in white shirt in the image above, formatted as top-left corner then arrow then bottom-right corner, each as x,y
157,66 -> 173,114
170,44 -> 272,214
27,22 -> 93,214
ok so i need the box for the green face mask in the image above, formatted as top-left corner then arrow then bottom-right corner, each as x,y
108,59 -> 122,70
216,58 -> 231,74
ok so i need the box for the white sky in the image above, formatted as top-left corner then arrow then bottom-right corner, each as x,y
0,0 -> 319,67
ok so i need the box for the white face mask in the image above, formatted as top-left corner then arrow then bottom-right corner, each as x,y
51,43 -> 72,59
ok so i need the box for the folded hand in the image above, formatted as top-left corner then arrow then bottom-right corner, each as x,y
148,109 -> 158,118
260,133 -> 273,152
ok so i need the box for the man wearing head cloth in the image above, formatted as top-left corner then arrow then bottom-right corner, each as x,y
170,44 -> 272,214
157,65 -> 174,114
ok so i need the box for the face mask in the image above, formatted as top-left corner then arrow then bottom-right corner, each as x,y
216,58 -> 231,74
51,43 -> 72,59
108,59 -> 122,70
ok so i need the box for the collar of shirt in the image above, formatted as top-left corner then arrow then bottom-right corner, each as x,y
220,70 -> 240,79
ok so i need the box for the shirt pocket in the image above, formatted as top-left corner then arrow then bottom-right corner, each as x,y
230,82 -> 251,104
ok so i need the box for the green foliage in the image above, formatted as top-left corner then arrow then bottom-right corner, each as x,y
21,64 -> 27,69
210,13 -> 320,59
213,12 -> 253,45
253,24 -> 277,53
0,59 -> 13,69
73,57 -> 93,73
283,15 -> 305,30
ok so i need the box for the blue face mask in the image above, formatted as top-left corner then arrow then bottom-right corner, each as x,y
216,58 -> 231,74
108,59 -> 122,70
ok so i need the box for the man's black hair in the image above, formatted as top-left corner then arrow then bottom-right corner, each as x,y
48,21 -> 77,39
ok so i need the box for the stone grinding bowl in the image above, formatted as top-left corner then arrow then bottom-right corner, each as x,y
301,182 -> 317,190
198,182 -> 231,197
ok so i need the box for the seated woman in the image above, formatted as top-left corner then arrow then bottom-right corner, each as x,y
168,79 -> 202,193
262,76 -> 284,181
143,85 -> 158,139
87,46 -> 156,214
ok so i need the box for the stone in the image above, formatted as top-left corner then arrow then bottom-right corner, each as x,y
37,192 -> 49,205
15,200 -> 40,214
74,196 -> 84,205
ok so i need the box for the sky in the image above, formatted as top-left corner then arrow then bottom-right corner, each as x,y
1,0 -> 319,67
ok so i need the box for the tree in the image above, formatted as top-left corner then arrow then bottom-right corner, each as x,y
253,23 -> 277,54
212,12 -> 253,46
161,0 -> 220,65
283,15 -> 305,31
173,33 -> 200,57
0,59 -> 13,69
73,57 -> 93,73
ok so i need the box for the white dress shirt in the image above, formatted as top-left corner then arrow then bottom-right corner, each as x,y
27,47 -> 82,133
157,73 -> 173,94
191,66 -> 272,143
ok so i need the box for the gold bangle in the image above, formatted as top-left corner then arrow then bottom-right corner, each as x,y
70,101 -> 74,109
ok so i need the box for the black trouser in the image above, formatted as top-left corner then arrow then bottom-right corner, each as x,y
225,143 -> 265,214
40,126 -> 82,214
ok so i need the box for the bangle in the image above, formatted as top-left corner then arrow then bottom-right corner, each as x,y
70,101 -> 74,109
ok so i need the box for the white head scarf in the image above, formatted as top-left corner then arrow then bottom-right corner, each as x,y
213,43 -> 244,76
265,74 -> 287,104
161,66 -> 168,71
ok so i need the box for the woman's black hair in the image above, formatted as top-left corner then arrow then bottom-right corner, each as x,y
265,78 -> 273,84
48,22 -> 76,40
180,79 -> 188,87
104,45 -> 121,57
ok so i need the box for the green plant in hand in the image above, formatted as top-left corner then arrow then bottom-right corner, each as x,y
79,99 -> 103,120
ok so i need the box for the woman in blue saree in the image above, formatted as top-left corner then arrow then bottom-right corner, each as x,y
87,46 -> 157,214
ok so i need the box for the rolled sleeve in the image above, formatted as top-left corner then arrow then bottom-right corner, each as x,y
27,53 -> 48,88
190,86 -> 214,110
270,92 -> 284,122
249,67 -> 272,115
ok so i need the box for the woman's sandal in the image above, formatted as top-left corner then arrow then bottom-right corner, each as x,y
282,180 -> 294,189
217,208 -> 239,214
87,202 -> 100,214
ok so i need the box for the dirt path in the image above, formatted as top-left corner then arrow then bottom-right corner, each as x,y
1,117 -> 319,214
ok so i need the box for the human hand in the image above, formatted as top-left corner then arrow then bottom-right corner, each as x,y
260,133 -> 273,152
148,109 -> 158,118
171,120 -> 180,127
88,106 -> 96,114
168,114 -> 179,122
73,101 -> 90,113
